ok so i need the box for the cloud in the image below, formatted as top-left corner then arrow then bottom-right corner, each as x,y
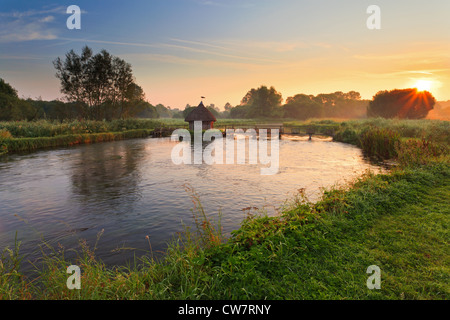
194,0 -> 223,6
58,37 -> 283,64
353,50 -> 450,62
0,6 -> 66,18
39,16 -> 55,23
0,6 -> 66,42
0,22 -> 58,42
192,0 -> 256,8
0,54 -> 46,60
357,69 -> 450,79
126,53 -> 267,71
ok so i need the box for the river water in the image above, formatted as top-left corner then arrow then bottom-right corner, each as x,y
0,135 -> 382,272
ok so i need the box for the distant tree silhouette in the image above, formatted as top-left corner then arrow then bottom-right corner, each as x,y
206,104 -> 221,118
229,104 -> 252,119
368,88 -> 435,119
282,91 -> 367,120
154,104 -> 173,118
224,102 -> 233,111
240,85 -> 283,118
283,94 -> 323,120
182,104 -> 196,118
135,101 -> 159,119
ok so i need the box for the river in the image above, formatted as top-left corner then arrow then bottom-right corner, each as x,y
0,135 -> 382,272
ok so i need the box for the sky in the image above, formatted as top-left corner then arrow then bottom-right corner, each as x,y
1,0 -> 449,110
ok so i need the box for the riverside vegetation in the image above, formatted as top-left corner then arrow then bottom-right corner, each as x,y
0,118 -> 259,155
0,118 -> 448,300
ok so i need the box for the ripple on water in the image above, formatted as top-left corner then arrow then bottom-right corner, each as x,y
0,137 -> 382,270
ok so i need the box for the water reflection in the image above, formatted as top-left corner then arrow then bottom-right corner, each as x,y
70,142 -> 145,207
0,136 -> 383,272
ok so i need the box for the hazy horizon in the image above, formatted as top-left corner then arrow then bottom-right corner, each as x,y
1,0 -> 449,110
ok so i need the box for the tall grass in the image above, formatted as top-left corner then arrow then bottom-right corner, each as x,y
328,118 -> 450,164
335,118 -> 450,145
0,119 -> 163,138
359,127 -> 400,159
396,138 -> 449,167
0,183 -> 227,300
0,129 -> 11,155
2,129 -> 152,153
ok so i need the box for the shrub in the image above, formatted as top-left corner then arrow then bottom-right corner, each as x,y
0,129 -> 12,139
368,89 -> 435,119
396,139 -> 449,167
360,127 -> 400,159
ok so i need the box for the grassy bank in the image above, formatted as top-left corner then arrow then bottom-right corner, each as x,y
284,118 -> 449,163
0,119 -> 263,139
0,129 -> 152,154
0,119 -> 162,155
0,119 -> 263,155
0,119 -> 449,300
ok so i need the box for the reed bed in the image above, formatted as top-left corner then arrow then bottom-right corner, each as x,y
1,129 -> 151,153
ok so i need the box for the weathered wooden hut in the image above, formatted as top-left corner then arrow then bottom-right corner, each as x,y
184,101 -> 217,131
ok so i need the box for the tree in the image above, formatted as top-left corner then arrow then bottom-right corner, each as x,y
368,88 -> 435,119
0,78 -> 18,98
0,78 -> 36,121
53,46 -> 144,120
207,104 -> 220,118
229,104 -> 252,119
117,83 -> 146,119
135,102 -> 159,119
283,94 -> 323,120
154,104 -> 173,118
224,102 -> 233,111
182,104 -> 196,118
31,99 -> 78,120
240,85 -> 283,118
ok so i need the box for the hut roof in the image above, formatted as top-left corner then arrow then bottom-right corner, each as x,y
184,101 -> 217,122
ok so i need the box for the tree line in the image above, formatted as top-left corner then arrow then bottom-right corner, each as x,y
226,85 -> 435,120
0,47 -> 436,122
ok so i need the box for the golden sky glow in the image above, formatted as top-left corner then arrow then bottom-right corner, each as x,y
414,80 -> 434,92
1,1 -> 449,109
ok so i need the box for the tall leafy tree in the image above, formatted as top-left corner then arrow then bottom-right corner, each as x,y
368,88 -> 435,119
283,94 -> 323,120
241,85 -> 283,118
135,101 -> 159,119
0,78 -> 35,121
53,46 -> 144,120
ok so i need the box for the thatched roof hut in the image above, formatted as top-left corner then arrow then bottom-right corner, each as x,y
185,101 -> 217,130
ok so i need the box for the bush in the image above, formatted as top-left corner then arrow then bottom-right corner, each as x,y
368,89 -> 435,119
0,129 -> 11,155
396,139 -> 449,167
334,128 -> 359,145
360,127 -> 400,159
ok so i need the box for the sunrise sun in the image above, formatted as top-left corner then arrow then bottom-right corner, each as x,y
414,79 -> 433,92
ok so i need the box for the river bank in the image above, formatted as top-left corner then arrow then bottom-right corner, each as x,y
0,119 -> 265,155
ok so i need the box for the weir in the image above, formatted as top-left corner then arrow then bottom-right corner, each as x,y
217,124 -> 284,138
152,123 -> 336,140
